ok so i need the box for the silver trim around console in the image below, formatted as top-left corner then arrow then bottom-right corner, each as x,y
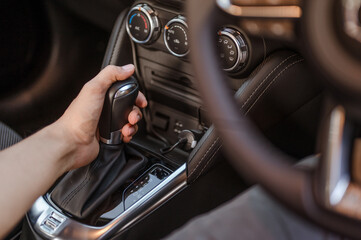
27,164 -> 187,239
322,106 -> 350,207
126,4 -> 160,45
216,0 -> 302,18
100,131 -> 123,145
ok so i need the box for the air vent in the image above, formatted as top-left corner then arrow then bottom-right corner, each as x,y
144,66 -> 198,96
154,0 -> 183,8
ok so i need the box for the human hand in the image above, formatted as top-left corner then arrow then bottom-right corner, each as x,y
55,64 -> 147,169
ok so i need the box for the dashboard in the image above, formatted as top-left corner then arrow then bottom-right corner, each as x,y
126,3 -> 248,71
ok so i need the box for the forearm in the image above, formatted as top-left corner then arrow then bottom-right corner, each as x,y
0,122 -> 74,238
0,65 -> 144,238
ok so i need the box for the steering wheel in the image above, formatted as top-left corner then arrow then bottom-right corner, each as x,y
187,0 -> 361,238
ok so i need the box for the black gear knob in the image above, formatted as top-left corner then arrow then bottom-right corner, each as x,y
99,76 -> 139,144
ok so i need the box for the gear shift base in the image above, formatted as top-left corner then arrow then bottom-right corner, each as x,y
51,77 -> 144,219
51,142 -> 147,219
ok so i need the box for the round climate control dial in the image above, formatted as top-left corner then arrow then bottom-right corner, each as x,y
126,4 -> 160,44
164,16 -> 189,57
217,28 -> 248,72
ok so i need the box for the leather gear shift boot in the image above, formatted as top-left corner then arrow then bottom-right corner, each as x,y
51,142 -> 147,219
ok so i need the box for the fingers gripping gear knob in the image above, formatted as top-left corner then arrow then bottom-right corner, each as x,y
99,76 -> 139,144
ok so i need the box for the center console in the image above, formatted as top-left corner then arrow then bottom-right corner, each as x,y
26,2 -> 206,238
25,0 -> 322,239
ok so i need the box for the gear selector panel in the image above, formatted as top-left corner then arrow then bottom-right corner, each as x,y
124,164 -> 172,209
100,163 -> 172,220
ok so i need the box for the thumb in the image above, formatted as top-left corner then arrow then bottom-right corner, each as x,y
94,64 -> 135,92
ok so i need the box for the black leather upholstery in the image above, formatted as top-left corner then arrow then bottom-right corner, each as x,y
187,51 -> 321,183
0,122 -> 22,150
0,122 -> 23,240
51,143 -> 147,219
101,8 -> 132,68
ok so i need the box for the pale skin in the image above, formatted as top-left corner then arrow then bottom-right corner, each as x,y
0,64 -> 147,238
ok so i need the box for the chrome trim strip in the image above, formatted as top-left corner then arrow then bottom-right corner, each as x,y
323,106 -> 350,206
28,164 -> 187,240
100,131 -> 123,145
216,0 -> 302,18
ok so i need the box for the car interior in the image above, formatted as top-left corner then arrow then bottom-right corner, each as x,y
2,0 -> 361,239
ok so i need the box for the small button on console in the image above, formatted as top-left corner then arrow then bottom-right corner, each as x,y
41,212 -> 65,233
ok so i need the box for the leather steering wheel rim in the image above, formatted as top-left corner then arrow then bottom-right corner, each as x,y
186,0 -> 361,238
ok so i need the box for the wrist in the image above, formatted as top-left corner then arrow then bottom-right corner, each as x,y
42,122 -> 77,175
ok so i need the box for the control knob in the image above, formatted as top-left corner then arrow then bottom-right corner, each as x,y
217,27 -> 248,73
164,16 -> 190,57
126,4 -> 160,44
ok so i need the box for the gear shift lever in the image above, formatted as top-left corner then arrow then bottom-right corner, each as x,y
51,75 -> 147,220
99,76 -> 139,144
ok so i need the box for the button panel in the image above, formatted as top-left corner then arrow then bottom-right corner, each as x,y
41,212 -> 65,233
218,35 -> 239,70
124,165 -> 172,210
